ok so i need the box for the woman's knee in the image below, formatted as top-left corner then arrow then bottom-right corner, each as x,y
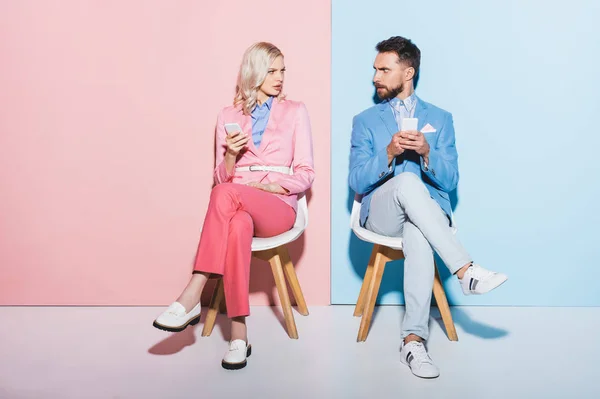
210,183 -> 237,200
229,211 -> 253,236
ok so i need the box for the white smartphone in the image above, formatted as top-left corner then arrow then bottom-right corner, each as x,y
224,123 -> 242,136
401,117 -> 419,131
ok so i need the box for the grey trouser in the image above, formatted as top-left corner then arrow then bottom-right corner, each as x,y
365,172 -> 471,340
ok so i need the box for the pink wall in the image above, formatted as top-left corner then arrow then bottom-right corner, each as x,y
0,1 -> 331,305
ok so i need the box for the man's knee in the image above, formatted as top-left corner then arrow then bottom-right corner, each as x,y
393,172 -> 426,198
395,172 -> 422,188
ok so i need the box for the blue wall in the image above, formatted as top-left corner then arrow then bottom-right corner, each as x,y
331,0 -> 600,305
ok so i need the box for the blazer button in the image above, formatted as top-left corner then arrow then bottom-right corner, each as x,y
379,172 -> 385,178
431,169 -> 436,176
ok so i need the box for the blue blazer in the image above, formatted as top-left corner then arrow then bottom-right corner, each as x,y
349,96 -> 459,226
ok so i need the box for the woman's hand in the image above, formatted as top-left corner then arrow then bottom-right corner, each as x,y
224,130 -> 250,174
225,130 -> 250,157
246,182 -> 288,194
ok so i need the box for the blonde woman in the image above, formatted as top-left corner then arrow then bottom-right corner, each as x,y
153,42 -> 315,370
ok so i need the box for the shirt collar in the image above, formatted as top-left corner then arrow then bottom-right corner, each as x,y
389,93 -> 417,112
256,96 -> 273,111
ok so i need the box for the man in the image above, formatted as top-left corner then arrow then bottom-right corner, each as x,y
348,36 -> 507,379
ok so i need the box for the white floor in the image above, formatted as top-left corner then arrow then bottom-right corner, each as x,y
0,305 -> 598,399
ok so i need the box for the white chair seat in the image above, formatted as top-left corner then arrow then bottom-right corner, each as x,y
350,195 -> 404,250
251,225 -> 305,252
352,223 -> 404,250
350,195 -> 456,250
251,194 -> 308,252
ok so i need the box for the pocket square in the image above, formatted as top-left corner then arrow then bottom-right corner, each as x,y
421,123 -> 436,133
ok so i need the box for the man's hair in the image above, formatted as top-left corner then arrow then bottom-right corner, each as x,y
376,36 -> 421,78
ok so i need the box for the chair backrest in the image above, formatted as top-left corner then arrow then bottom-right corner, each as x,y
350,194 -> 363,230
287,165 -> 308,230
294,194 -> 309,230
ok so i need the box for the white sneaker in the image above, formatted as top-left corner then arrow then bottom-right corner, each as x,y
459,263 -> 507,295
400,340 -> 440,378
222,339 -> 252,370
153,302 -> 201,332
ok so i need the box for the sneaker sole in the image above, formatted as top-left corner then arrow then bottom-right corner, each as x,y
399,357 -> 440,379
152,314 -> 201,333
464,275 -> 508,295
222,345 -> 252,370
411,372 -> 440,379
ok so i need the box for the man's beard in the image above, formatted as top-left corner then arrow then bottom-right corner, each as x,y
376,82 -> 404,100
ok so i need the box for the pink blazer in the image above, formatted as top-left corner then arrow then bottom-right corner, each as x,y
213,98 -> 315,211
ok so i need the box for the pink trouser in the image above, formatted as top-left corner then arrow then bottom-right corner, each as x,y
193,183 -> 296,318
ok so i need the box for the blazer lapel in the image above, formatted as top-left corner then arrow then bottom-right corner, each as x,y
239,111 -> 252,138
255,98 -> 280,154
233,107 -> 255,155
414,96 -> 429,132
378,101 -> 398,137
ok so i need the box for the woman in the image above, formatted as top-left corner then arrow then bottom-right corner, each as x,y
153,42 -> 315,370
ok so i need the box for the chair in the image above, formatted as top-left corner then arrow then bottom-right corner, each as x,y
201,194 -> 310,339
351,195 -> 458,342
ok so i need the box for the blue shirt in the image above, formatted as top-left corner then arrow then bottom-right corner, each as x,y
387,93 -> 420,174
389,93 -> 417,130
251,96 -> 273,148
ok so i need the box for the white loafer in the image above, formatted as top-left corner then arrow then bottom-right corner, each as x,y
153,302 -> 201,332
221,339 -> 252,370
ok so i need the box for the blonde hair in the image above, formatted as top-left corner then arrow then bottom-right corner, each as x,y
234,42 -> 285,115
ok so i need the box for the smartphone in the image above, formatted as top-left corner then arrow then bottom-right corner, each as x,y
224,123 -> 242,136
401,117 -> 418,131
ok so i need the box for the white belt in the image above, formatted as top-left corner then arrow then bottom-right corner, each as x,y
236,165 -> 292,175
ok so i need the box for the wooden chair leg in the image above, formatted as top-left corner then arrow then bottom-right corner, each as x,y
201,278 -> 224,337
265,249 -> 299,339
277,246 -> 309,316
357,245 -> 392,342
432,262 -> 458,341
219,293 -> 227,314
354,248 -> 378,317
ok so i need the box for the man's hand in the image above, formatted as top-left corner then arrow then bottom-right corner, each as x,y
387,132 -> 406,165
398,130 -> 430,163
